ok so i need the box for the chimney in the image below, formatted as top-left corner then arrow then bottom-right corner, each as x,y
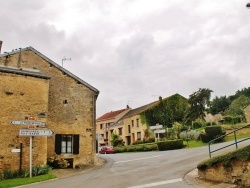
0,41 -> 2,54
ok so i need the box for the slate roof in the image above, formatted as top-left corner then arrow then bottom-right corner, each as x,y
0,47 -> 99,94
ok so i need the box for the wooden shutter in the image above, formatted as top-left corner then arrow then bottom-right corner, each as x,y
55,134 -> 62,154
73,134 -> 79,154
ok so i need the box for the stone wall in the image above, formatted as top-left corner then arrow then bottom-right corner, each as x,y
0,48 -> 98,170
0,72 -> 49,172
198,159 -> 250,187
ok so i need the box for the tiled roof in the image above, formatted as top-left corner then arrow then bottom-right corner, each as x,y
121,101 -> 159,119
97,108 -> 129,121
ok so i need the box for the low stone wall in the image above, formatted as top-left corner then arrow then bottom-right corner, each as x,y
198,159 -> 250,187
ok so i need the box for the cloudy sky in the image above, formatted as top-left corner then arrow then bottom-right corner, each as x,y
1,0 -> 250,117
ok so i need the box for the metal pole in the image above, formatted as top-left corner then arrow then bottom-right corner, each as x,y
234,131 -> 238,149
19,143 -> 23,175
29,136 -> 32,178
209,143 -> 211,158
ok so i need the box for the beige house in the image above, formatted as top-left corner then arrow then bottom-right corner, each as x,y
96,107 -> 131,146
109,101 -> 158,145
0,46 -> 99,172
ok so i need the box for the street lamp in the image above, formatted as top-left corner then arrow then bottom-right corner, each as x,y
247,3 -> 250,8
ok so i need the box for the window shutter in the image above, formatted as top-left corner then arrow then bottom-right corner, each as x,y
55,134 -> 62,154
73,134 -> 79,154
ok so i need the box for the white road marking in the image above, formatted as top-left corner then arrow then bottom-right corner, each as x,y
127,178 -> 182,188
114,155 -> 162,164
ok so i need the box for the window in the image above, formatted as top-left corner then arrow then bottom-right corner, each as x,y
118,128 -> 122,135
55,134 -> 79,154
132,120 -> 134,128
100,124 -> 103,129
62,135 -> 72,153
128,125 -> 131,133
137,132 -> 141,140
136,119 -> 139,127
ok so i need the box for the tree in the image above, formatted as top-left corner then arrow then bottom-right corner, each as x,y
225,95 -> 250,117
111,133 -> 123,147
184,88 -> 213,125
210,96 -> 230,115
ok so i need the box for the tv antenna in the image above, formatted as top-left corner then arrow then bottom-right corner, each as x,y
62,57 -> 71,67
151,94 -> 160,101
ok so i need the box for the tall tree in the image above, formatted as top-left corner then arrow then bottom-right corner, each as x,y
210,96 -> 230,115
225,95 -> 250,117
184,88 -> 213,124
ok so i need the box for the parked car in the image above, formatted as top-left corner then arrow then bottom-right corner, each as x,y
99,146 -> 115,154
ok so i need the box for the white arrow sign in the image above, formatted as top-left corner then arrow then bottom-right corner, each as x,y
11,148 -> 21,153
19,129 -> 54,136
150,124 -> 163,130
154,129 -> 166,134
11,120 -> 46,126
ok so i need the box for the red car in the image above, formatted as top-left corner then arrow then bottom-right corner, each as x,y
99,146 -> 115,154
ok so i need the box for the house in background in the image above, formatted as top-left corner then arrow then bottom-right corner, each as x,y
0,45 -> 99,172
96,106 -> 131,146
104,94 -> 188,146
109,101 -> 158,146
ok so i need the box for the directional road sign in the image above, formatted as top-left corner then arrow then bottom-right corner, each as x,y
11,148 -> 21,153
154,129 -> 166,134
11,120 -> 46,126
19,129 -> 54,136
150,124 -> 163,130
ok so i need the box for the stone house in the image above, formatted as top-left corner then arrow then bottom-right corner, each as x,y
0,46 -> 99,172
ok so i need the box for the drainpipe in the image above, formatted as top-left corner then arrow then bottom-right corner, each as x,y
92,93 -> 98,156
0,41 -> 2,54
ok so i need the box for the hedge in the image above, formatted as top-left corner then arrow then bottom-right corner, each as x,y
114,143 -> 158,153
157,139 -> 184,151
200,126 -> 226,143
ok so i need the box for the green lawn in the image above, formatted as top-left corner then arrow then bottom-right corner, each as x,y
224,132 -> 250,142
184,140 -> 208,148
183,130 -> 250,148
0,174 -> 56,188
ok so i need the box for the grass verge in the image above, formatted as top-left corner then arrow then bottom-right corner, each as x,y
0,174 -> 57,188
184,140 -> 207,148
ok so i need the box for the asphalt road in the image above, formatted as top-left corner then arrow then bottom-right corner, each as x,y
21,141 -> 248,188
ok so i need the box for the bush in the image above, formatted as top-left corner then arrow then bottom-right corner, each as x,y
223,116 -> 244,124
0,165 -> 51,180
114,143 -> 158,153
47,155 -> 69,169
179,130 -> 201,141
197,144 -> 250,170
200,126 -> 226,143
193,121 -> 203,129
157,140 -> 184,151
32,165 -> 51,176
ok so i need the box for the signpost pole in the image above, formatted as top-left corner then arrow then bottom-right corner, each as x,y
29,136 -> 32,178
19,143 -> 23,175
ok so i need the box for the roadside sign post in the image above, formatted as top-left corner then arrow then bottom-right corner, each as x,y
150,124 -> 165,142
30,136 -> 32,178
19,129 -> 54,178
